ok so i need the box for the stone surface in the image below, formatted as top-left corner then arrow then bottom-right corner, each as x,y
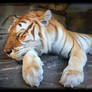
0,54 -> 92,89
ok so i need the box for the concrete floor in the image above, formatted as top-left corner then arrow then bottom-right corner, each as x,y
0,54 -> 92,89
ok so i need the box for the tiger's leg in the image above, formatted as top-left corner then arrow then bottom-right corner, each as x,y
59,45 -> 87,88
22,50 -> 44,87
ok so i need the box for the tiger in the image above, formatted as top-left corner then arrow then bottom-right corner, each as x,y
4,10 -> 92,88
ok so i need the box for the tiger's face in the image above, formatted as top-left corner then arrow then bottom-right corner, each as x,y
4,10 -> 52,60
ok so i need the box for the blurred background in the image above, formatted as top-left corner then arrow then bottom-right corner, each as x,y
0,3 -> 92,88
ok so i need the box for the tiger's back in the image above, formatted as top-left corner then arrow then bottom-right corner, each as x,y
69,31 -> 92,54
46,17 -> 92,57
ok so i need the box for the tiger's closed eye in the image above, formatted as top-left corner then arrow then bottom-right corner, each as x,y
18,21 -> 26,27
21,21 -> 26,23
19,24 -> 22,27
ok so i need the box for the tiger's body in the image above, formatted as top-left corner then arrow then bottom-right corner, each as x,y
4,10 -> 92,88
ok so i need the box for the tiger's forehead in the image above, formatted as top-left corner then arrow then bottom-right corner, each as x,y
8,15 -> 40,34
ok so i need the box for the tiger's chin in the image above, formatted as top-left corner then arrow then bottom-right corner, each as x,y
10,54 -> 23,61
9,52 -> 26,61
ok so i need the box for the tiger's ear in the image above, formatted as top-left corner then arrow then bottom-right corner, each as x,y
13,15 -> 19,20
1,15 -> 19,26
41,10 -> 52,26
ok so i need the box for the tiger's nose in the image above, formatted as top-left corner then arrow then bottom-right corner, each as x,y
4,49 -> 12,54
7,50 -> 12,54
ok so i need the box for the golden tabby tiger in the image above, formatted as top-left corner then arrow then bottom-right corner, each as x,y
4,10 -> 92,88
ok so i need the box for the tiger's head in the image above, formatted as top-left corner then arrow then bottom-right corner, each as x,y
4,10 -> 52,60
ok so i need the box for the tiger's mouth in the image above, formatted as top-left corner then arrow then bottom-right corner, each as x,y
9,49 -> 27,61
4,40 -> 42,61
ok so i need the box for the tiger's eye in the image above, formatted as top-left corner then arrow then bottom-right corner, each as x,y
41,20 -> 47,25
19,24 -> 22,27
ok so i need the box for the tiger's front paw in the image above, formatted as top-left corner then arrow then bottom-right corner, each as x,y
22,51 -> 44,87
59,68 -> 84,88
22,67 -> 43,87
